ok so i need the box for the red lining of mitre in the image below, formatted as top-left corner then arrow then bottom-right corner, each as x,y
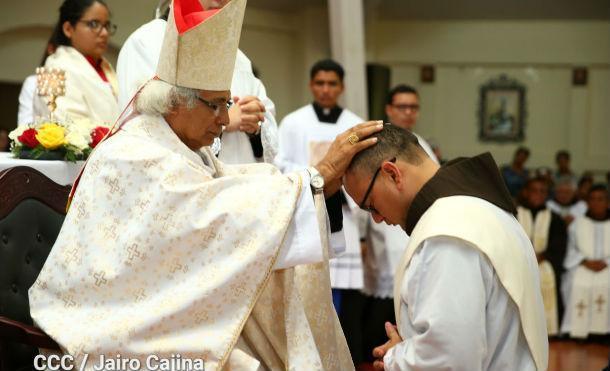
174,0 -> 220,35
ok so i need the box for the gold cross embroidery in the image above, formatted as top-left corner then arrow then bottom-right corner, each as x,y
595,295 -> 606,313
93,271 -> 107,287
103,223 -> 118,240
576,300 -> 587,317
137,199 -> 150,213
105,177 -> 121,193
62,294 -> 76,308
127,243 -> 141,264
65,247 -> 79,264
134,288 -> 146,302
170,259 -> 183,274
77,203 -> 87,219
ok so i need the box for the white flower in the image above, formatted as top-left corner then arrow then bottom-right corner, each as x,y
65,118 -> 94,143
8,125 -> 29,141
65,131 -> 89,151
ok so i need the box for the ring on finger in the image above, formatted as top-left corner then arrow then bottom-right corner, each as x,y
347,133 -> 360,145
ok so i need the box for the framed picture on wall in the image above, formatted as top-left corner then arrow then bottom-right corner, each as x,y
478,74 -> 526,142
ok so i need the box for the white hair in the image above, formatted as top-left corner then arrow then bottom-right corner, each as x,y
555,175 -> 577,190
134,79 -> 199,116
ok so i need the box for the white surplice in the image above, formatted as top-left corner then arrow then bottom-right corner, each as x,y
33,46 -> 119,125
412,132 -> 439,165
517,206 -> 559,335
385,196 -> 547,371
116,19 -> 278,164
561,215 -> 610,338
29,113 -> 352,370
276,104 -> 365,289
547,199 -> 587,220
362,219 -> 409,299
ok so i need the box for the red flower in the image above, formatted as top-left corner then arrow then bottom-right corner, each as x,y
90,126 -> 110,148
18,128 -> 40,148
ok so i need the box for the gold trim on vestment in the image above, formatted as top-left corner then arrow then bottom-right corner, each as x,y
218,173 -> 303,369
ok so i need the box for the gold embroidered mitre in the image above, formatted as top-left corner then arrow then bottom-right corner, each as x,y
156,0 -> 246,90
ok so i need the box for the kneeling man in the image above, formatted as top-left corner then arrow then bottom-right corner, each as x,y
343,124 -> 548,370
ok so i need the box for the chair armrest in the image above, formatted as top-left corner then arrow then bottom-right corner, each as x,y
0,316 -> 60,350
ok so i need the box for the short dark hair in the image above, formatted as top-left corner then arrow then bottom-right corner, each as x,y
49,0 -> 109,48
348,124 -> 425,175
578,174 -> 593,188
555,150 -> 570,162
588,184 -> 608,197
525,176 -> 548,190
386,84 -> 419,105
310,59 -> 344,82
515,146 -> 530,157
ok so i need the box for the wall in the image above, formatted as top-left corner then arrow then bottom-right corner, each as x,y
367,20 -> 610,174
239,5 -> 330,119
0,1 -> 330,127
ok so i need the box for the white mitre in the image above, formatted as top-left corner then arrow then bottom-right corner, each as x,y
156,0 -> 246,90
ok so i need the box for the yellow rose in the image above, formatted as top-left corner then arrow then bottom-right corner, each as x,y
36,123 -> 66,150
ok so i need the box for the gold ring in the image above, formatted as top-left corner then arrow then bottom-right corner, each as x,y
347,133 -> 360,145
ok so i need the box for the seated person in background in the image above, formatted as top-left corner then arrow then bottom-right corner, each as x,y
561,184 -> 610,339
501,146 -> 530,199
547,176 -> 587,226
534,166 -> 554,189
17,41 -> 56,126
33,0 -> 119,125
577,173 -> 594,202
517,177 -> 567,336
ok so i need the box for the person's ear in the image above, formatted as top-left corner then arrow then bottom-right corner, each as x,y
385,104 -> 393,118
62,21 -> 74,40
381,161 -> 402,187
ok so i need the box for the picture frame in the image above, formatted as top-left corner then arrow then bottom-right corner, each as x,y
420,65 -> 435,83
572,67 -> 588,86
478,74 -> 527,142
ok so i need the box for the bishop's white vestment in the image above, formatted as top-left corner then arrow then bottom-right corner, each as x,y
561,215 -> 610,338
28,113 -> 352,370
276,104 -> 365,289
116,19 -> 278,164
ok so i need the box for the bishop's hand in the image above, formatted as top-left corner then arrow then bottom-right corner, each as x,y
314,120 -> 383,197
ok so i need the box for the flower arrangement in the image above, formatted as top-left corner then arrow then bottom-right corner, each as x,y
9,119 -> 110,162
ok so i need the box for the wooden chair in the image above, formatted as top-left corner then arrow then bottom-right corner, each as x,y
0,166 -> 66,370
